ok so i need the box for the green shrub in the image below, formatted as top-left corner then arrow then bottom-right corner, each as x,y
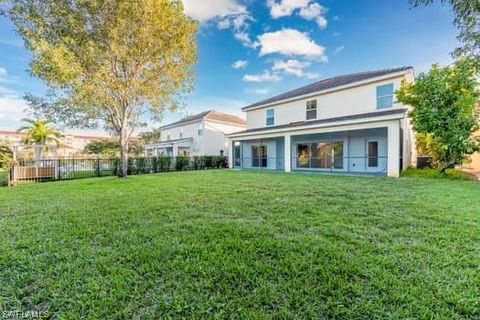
402,167 -> 476,181
175,156 -> 191,171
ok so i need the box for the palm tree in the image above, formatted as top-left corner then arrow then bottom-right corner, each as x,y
0,144 -> 13,168
17,118 -> 61,160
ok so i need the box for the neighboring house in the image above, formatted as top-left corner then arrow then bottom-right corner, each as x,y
464,129 -> 480,169
0,129 -> 111,157
144,110 -> 246,157
227,67 -> 416,177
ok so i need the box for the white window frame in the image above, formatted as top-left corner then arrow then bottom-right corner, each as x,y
266,108 -> 275,126
306,100 -> 317,120
376,83 -> 394,109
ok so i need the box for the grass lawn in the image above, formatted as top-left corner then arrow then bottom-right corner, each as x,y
0,170 -> 479,318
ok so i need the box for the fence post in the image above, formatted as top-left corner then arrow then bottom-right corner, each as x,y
57,159 -> 61,180
96,157 -> 100,177
7,167 -> 12,187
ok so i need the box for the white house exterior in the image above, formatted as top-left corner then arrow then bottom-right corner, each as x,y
144,110 -> 245,157
227,67 -> 417,177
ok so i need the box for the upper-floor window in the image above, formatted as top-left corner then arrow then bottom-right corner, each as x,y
166,133 -> 171,140
266,108 -> 275,126
306,100 -> 317,120
180,129 -> 184,139
198,124 -> 203,136
376,83 -> 394,109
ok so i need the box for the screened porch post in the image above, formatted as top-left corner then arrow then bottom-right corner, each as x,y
387,122 -> 401,177
284,134 -> 291,172
228,139 -> 233,168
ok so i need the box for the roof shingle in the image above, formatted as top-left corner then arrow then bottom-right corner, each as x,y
161,110 -> 246,129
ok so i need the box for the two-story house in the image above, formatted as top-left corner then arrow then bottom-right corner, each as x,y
144,110 -> 246,157
227,67 -> 416,177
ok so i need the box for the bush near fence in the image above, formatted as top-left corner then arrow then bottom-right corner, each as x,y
8,156 -> 229,185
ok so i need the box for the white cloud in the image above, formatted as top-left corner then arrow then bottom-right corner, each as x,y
298,2 -> 322,19
0,96 -> 29,127
0,67 -> 7,77
314,16 -> 327,28
272,59 -> 309,76
251,88 -> 270,95
272,59 -> 319,78
233,31 -> 258,48
267,0 -> 328,28
267,0 -> 309,18
182,0 -> 246,22
334,45 -> 345,54
257,29 -> 328,61
232,60 -> 248,69
242,70 -> 282,82
182,0 -> 257,48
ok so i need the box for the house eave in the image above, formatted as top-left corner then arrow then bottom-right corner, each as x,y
160,119 -> 203,131
227,109 -> 407,139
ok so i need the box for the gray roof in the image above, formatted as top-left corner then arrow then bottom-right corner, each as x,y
229,108 -> 407,136
161,110 -> 245,129
144,137 -> 192,147
161,111 -> 211,129
242,66 -> 413,110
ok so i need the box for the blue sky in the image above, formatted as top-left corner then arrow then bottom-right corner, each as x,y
0,0 -> 458,132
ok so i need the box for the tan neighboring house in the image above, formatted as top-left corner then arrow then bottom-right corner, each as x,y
0,129 -> 111,157
464,129 -> 480,169
144,110 -> 246,157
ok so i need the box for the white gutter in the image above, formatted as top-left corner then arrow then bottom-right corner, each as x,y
227,111 -> 405,139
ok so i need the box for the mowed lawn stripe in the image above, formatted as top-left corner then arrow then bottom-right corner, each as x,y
0,170 -> 479,318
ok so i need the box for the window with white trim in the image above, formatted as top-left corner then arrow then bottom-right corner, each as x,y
306,100 -> 317,120
266,108 -> 275,126
198,124 -> 203,136
376,83 -> 394,109
180,128 -> 184,139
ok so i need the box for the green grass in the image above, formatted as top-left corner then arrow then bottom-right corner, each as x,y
1,171 -> 479,319
402,167 -> 477,181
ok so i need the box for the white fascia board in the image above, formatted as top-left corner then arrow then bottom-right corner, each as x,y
227,113 -> 405,140
160,119 -> 203,131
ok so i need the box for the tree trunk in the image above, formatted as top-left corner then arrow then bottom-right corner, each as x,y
439,161 -> 456,174
118,125 -> 129,177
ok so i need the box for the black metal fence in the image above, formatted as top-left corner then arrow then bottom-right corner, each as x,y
8,156 -> 228,186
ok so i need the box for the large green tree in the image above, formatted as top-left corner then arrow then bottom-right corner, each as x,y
410,0 -> 480,61
138,128 -> 162,145
3,0 -> 197,177
397,59 -> 480,172
84,139 -> 120,157
84,138 -> 144,157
